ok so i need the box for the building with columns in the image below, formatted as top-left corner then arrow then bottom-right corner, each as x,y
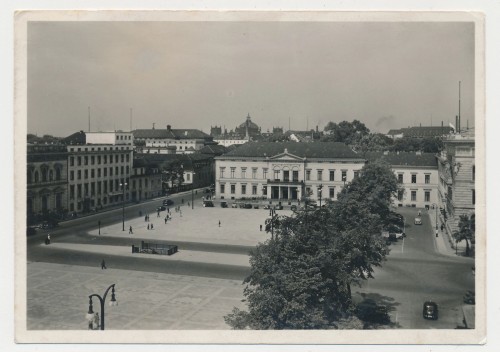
436,129 -> 475,234
214,142 -> 365,202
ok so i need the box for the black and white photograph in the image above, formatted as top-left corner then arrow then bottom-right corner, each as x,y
11,9 -> 489,346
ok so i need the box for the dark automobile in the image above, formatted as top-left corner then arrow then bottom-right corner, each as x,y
244,203 -> 253,209
203,200 -> 214,207
463,290 -> 475,304
156,206 -> 166,211
220,201 -> 228,208
41,220 -> 58,229
290,205 -> 297,211
275,205 -> 283,210
163,199 -> 174,206
423,301 -> 438,320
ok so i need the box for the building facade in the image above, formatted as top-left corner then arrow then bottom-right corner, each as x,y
365,152 -> 439,208
215,142 -> 366,202
27,145 -> 68,224
436,130 -> 475,233
66,132 -> 134,213
130,159 -> 163,202
133,125 -> 212,154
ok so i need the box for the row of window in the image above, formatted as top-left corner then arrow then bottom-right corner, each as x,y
27,167 -> 63,184
69,153 -> 130,167
398,173 -> 432,184
219,184 -> 338,198
68,177 -> 163,200
219,167 -> 354,182
68,146 -> 131,152
397,190 -> 432,202
69,166 -> 130,181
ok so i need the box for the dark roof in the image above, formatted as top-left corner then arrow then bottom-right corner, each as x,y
386,126 -> 454,137
133,128 -> 211,140
387,129 -> 403,135
197,144 -> 228,156
364,152 -> 438,168
403,126 -> 454,138
219,142 -> 361,159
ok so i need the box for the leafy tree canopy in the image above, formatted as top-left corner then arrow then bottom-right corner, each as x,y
225,161 -> 399,329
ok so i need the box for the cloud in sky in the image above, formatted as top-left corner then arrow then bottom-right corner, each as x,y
27,20 -> 474,136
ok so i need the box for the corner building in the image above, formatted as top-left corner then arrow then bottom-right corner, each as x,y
67,131 -> 134,213
215,142 -> 365,202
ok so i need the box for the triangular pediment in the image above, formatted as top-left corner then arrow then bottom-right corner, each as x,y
269,152 -> 303,161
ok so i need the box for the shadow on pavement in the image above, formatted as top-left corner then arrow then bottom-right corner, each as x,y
354,291 -> 402,329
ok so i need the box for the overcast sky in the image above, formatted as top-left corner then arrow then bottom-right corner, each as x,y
27,21 -> 474,137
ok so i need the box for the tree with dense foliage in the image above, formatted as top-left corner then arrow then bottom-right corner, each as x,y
322,120 -> 370,145
224,161 -> 400,329
161,160 -> 185,190
354,133 -> 394,153
452,213 -> 475,256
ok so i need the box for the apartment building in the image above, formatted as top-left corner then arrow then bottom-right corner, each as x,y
66,132 -> 134,213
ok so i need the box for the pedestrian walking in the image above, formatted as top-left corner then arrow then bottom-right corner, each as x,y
157,211 -> 160,217
219,220 -> 221,227
151,224 -> 154,230
188,201 -> 190,207
147,224 -> 150,230
101,259 -> 107,270
441,224 -> 444,231
164,217 -> 167,224
46,234 -> 51,245
144,215 -> 147,222
129,226 -> 133,234
93,313 -> 100,330
260,224 -> 262,231
167,208 -> 170,214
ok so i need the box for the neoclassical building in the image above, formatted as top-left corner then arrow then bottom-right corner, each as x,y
437,129 -> 475,234
27,145 -> 68,223
133,125 -> 212,154
214,142 -> 366,202
364,151 -> 439,208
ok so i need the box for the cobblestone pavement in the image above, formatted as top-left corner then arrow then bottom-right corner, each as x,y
27,262 -> 246,330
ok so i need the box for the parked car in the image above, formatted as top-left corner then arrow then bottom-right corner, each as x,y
203,200 -> 214,207
163,199 -> 174,206
231,203 -> 238,208
414,216 -> 422,225
156,206 -> 166,211
41,220 -> 58,229
244,203 -> 253,209
463,290 -> 475,304
290,205 -> 297,211
275,205 -> 283,210
263,204 -> 271,210
220,201 -> 228,208
422,301 -> 438,320
385,224 -> 405,239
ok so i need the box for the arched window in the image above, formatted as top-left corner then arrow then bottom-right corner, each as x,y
49,170 -> 54,181
41,167 -> 48,182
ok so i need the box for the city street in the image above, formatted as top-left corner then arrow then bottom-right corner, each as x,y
355,207 -> 475,328
27,199 -> 474,330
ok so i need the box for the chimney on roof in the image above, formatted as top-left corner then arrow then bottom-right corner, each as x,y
167,125 -> 171,131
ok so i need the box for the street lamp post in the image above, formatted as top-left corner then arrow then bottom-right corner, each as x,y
120,181 -> 128,231
98,220 -> 101,235
191,172 -> 196,210
86,284 -> 118,330
318,184 -> 323,208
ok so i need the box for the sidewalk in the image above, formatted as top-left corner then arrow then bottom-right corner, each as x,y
44,243 -> 250,267
27,262 -> 246,330
425,208 -> 465,257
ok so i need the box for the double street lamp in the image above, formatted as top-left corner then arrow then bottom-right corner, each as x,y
86,284 -> 118,330
120,181 -> 128,231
